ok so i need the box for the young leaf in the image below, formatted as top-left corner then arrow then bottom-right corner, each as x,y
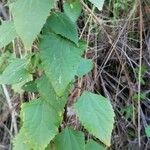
77,58 -> 93,77
86,140 -> 106,150
88,0 -> 105,11
21,98 -> 64,150
11,0 -> 55,49
64,0 -> 81,22
0,21 -> 17,49
74,91 -> 115,146
40,32 -> 82,96
13,129 -> 31,150
0,58 -> 30,84
53,128 -> 85,150
44,12 -> 78,44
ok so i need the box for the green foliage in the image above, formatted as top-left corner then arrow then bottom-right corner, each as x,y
22,81 -> 38,92
10,0 -> 55,49
12,75 -> 33,94
0,0 -> 115,149
0,21 -> 17,49
132,92 -> 147,101
21,98 -> 60,150
77,58 -> 93,77
135,64 -> 148,85
86,140 -> 106,150
53,128 -> 85,150
13,129 -> 32,150
64,0 -> 82,22
0,58 -> 31,84
111,0 -> 133,19
145,126 -> 150,138
36,75 -> 68,110
44,12 -> 78,44
13,76 -> 69,150
120,105 -> 133,120
75,91 -> 115,146
40,32 -> 83,96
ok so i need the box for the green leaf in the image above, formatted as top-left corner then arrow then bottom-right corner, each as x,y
21,98 -> 64,150
12,75 -> 32,94
13,129 -> 31,150
0,58 -> 30,85
22,80 -> 38,92
0,21 -> 17,49
14,76 -> 68,150
64,0 -> 81,22
76,40 -> 87,55
77,59 -> 93,77
75,91 -> 115,146
88,0 -> 105,11
36,75 -> 68,111
45,143 -> 53,150
40,32 -> 83,96
86,140 -> 106,150
11,0 -> 55,49
54,128 -> 85,150
44,12 -> 78,44
145,126 -> 150,137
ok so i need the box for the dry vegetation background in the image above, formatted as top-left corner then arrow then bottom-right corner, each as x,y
0,0 -> 150,149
